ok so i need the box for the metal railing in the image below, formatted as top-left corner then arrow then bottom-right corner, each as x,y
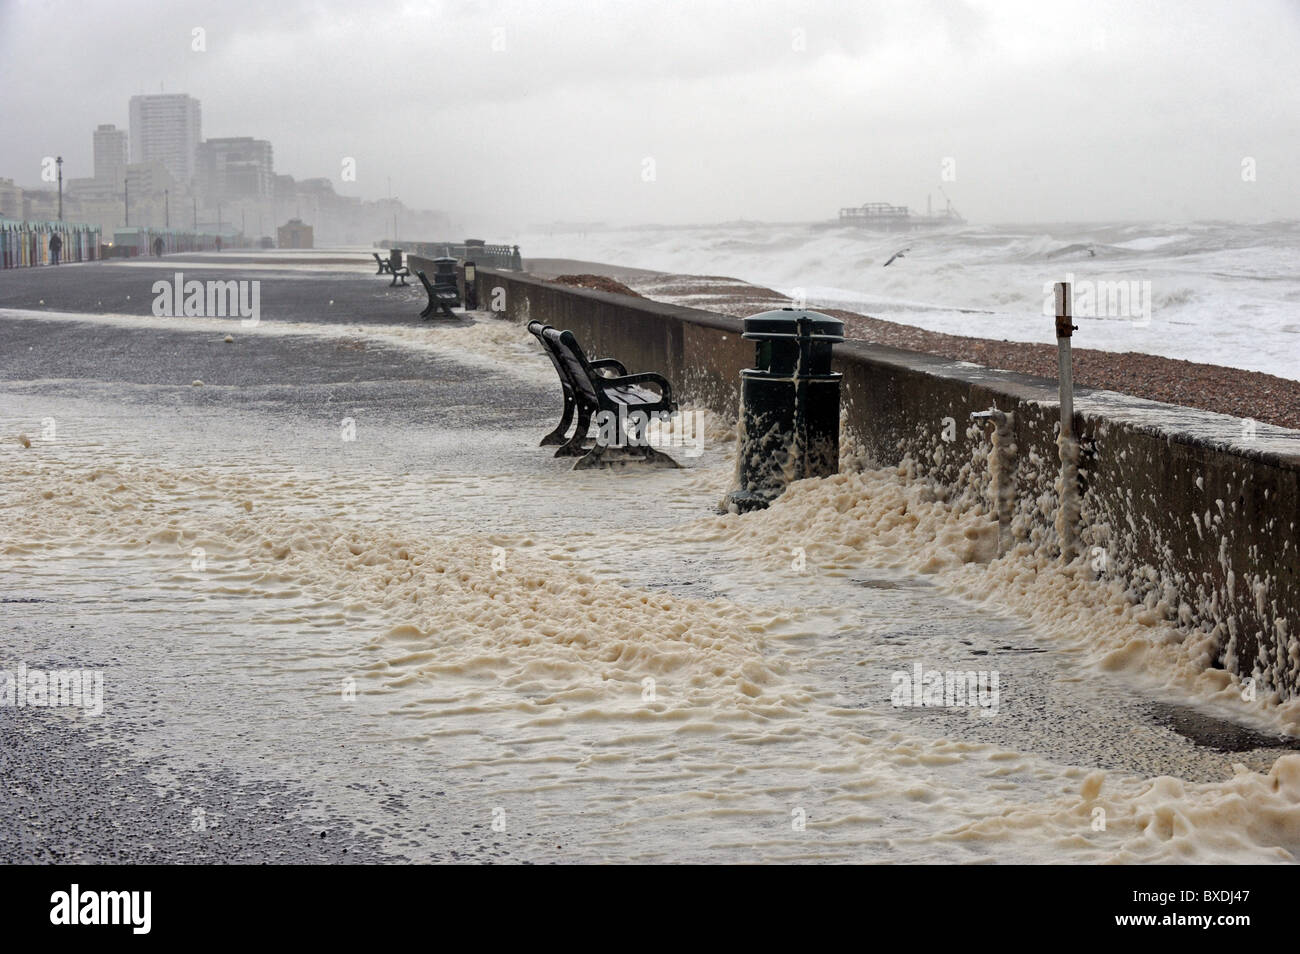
382,239 -> 523,270
110,227 -> 244,257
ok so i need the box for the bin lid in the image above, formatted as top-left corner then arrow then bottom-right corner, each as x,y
432,256 -> 458,265
741,308 -> 845,341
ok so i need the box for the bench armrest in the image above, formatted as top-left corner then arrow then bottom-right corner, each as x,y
605,371 -> 674,407
589,358 -> 628,377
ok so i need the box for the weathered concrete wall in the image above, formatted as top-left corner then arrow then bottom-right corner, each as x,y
463,264 -> 1300,700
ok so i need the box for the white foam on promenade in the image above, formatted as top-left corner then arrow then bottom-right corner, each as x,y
4,270 -> 1300,861
5,387 -> 1300,861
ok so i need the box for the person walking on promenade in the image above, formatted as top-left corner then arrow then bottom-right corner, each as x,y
48,231 -> 63,266
153,236 -> 164,257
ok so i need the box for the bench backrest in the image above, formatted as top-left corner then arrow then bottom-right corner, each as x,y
543,328 -> 602,404
528,322 -> 575,396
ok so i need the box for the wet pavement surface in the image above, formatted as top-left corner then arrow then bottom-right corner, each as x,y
0,253 -> 420,327
0,255 -> 549,862
0,704 -> 401,864
0,313 -> 550,429
3,254 -> 1300,864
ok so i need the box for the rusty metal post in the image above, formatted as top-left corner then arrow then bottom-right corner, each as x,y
1055,282 -> 1075,439
1055,282 -> 1080,561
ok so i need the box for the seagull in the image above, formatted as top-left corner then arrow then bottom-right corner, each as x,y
883,247 -> 911,267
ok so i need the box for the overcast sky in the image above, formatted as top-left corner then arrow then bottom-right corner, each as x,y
2,0 -> 1298,229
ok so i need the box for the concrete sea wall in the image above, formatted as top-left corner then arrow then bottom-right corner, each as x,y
422,259 -> 1300,700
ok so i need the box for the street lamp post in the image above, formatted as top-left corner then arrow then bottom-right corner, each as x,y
165,189 -> 170,229
124,177 -> 129,227
56,156 -> 63,221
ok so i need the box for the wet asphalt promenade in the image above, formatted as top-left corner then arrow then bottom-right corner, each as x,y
5,253 -> 1300,865
0,253 -> 552,862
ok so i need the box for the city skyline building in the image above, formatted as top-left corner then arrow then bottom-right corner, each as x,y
197,137 -> 274,202
129,93 -> 201,185
92,123 -> 129,186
